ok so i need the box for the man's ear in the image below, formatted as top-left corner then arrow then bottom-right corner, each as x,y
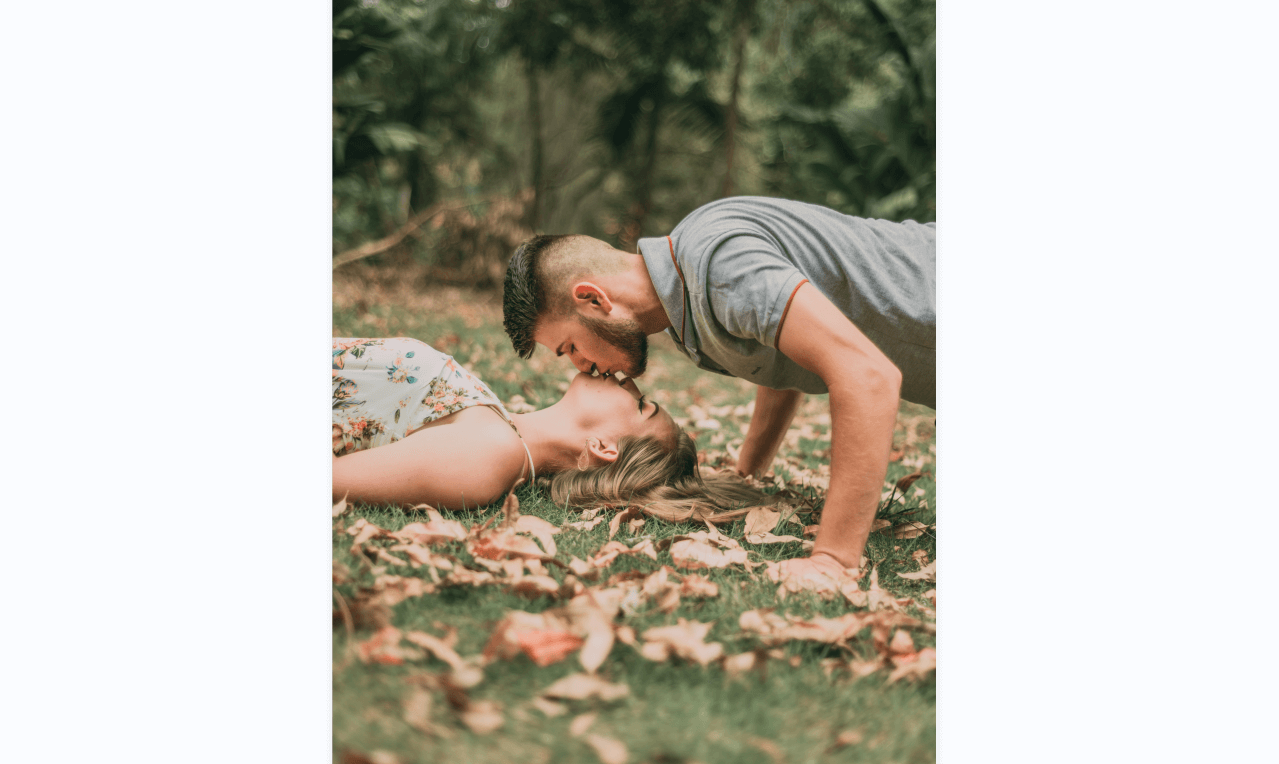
570,281 -> 614,316
586,437 -> 619,465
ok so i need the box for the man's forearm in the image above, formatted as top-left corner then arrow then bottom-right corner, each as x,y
736,385 -> 804,477
810,370 -> 900,570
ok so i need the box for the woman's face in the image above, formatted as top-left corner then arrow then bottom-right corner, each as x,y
561,372 -> 677,445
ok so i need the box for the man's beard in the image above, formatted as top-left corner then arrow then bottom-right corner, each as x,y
578,314 -> 648,377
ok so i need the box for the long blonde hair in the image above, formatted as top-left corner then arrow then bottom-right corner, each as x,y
544,431 -> 783,524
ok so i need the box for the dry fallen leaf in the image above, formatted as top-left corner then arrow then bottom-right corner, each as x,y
333,493 -> 349,518
347,518 -> 392,549
826,729 -> 865,752
888,629 -> 915,655
896,560 -> 936,582
564,516 -> 606,532
370,575 -> 433,607
540,673 -> 630,702
394,509 -> 468,545
893,471 -> 927,495
607,506 -> 645,540
402,687 -> 445,737
402,630 -> 484,687
890,521 -> 929,539
460,700 -> 504,734
867,567 -> 902,612
569,711 -> 598,737
584,734 -> 629,764
531,697 -> 567,718
886,646 -> 936,683
357,626 -> 423,665
911,549 -> 930,567
639,619 -> 724,666
664,530 -> 750,570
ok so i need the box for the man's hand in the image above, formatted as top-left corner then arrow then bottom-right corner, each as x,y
735,386 -> 803,477
774,282 -> 901,571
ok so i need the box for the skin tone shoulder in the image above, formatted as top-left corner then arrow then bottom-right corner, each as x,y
332,370 -> 676,509
532,244 -> 901,582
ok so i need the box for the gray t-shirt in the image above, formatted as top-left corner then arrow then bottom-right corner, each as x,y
637,196 -> 935,407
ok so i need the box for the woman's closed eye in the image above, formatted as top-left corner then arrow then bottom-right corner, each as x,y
638,395 -> 646,413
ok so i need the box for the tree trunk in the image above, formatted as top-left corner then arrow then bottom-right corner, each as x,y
619,98 -> 663,251
526,58 -> 545,231
721,19 -> 749,198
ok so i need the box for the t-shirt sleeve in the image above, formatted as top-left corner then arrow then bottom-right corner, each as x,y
702,231 -> 809,348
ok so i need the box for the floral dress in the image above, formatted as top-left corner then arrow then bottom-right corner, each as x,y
332,338 -> 533,480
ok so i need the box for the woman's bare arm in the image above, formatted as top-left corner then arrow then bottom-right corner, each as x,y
332,415 -> 528,510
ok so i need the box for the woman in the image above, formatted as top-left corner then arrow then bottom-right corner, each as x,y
333,337 -> 775,515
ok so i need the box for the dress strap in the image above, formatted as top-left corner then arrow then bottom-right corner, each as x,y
484,403 -> 535,484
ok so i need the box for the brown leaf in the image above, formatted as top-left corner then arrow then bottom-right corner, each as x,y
584,734 -> 629,764
564,517 -> 606,532
911,549 -> 930,567
638,619 -> 724,666
402,687 -> 444,737
664,530 -> 749,570
513,515 -> 561,556
886,646 -> 936,683
569,711 -> 598,737
499,490 -> 521,525
890,521 -> 929,539
870,519 -> 892,534
540,673 -> 630,702
923,588 -> 936,606
867,567 -> 902,612
371,575 -> 432,607
678,574 -> 719,598
896,560 -> 936,582
893,471 -> 926,494
531,697 -> 567,718
333,493 -> 349,518
607,506 -> 644,540
888,629 -> 915,655
357,626 -> 422,665
392,510 -> 468,546
519,630 -> 586,667
347,518 -> 392,549
722,651 -> 758,678
826,729 -> 865,752
469,527 -> 554,561
743,507 -> 780,537
576,621 -> 616,674
460,700 -> 504,734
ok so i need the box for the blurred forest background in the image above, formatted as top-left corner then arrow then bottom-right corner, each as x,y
333,0 -> 935,286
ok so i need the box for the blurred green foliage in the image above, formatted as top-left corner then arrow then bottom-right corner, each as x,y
332,0 -> 934,270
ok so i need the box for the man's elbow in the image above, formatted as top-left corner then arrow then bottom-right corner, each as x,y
830,356 -> 901,401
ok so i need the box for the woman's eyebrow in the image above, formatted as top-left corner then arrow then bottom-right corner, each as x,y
648,401 -> 660,419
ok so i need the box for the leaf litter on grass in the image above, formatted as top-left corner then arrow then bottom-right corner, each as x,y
332,304 -> 937,759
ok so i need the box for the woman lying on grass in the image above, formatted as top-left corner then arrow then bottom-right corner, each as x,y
333,337 -> 775,515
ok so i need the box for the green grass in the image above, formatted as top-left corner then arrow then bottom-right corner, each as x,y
333,275 -> 936,763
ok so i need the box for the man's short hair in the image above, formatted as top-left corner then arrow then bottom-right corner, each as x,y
503,234 -> 570,359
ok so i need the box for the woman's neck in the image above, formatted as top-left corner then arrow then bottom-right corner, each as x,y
509,407 -> 583,474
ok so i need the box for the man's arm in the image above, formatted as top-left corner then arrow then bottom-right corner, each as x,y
735,385 -> 804,477
774,282 -> 900,572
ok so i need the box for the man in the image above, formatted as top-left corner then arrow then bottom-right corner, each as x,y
502,196 -> 934,582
